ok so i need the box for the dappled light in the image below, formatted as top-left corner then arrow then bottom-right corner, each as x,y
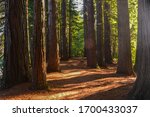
0,59 -> 135,100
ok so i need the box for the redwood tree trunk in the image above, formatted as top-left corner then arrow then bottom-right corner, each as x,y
3,0 -> 30,88
32,0 -> 47,89
86,0 -> 97,68
83,0 -> 88,57
117,0 -> 133,75
46,0 -> 60,73
96,0 -> 105,67
68,0 -> 72,58
129,0 -> 150,99
104,1 -> 112,64
61,0 -> 68,60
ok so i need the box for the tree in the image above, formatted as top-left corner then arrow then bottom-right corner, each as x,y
68,0 -> 73,58
104,1 -> 112,64
96,0 -> 105,67
129,0 -> 150,99
86,0 -> 97,68
83,0 -> 88,57
46,0 -> 60,72
2,0 -> 30,88
32,0 -> 47,89
61,0 -> 68,60
116,0 -> 133,75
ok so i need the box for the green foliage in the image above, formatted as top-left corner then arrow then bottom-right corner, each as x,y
129,0 -> 138,65
67,0 -> 84,57
109,0 -> 138,64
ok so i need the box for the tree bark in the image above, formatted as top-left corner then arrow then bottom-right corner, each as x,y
83,0 -> 88,57
3,0 -> 30,88
46,0 -> 60,73
104,1 -> 112,64
117,0 -> 133,75
68,0 -> 72,58
61,0 -> 68,60
32,0 -> 47,89
129,0 -> 150,99
86,0 -> 97,68
96,0 -> 106,67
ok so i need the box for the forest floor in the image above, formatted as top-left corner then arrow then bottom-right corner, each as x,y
0,58 -> 135,100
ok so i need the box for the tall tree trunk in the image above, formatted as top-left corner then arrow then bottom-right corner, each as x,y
46,0 -> 60,72
117,0 -> 133,75
61,0 -> 68,60
83,0 -> 88,57
3,0 -> 30,88
32,0 -> 47,89
129,0 -> 150,99
68,0 -> 72,58
104,1 -> 112,64
86,0 -> 97,68
96,0 -> 106,67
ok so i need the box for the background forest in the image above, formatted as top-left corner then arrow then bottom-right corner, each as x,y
0,0 -> 138,65
1,0 -> 148,100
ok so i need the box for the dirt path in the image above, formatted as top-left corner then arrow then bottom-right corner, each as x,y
0,58 -> 135,100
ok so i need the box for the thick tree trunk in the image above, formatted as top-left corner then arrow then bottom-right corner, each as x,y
104,1 -> 112,64
86,0 -> 97,68
117,0 -> 133,75
129,0 -> 150,99
96,0 -> 106,67
83,0 -> 88,57
3,0 -> 30,88
46,0 -> 60,73
61,0 -> 68,60
32,0 -> 47,89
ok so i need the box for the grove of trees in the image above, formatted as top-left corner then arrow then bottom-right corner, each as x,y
0,0 -> 150,99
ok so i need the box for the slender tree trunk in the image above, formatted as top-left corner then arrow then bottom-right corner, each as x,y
69,0 -> 72,58
129,0 -> 150,99
104,1 -> 112,64
61,0 -> 68,60
83,0 -> 88,57
32,0 -> 47,89
117,0 -> 133,75
46,0 -> 60,72
3,0 -> 30,88
86,0 -> 97,68
96,0 -> 106,67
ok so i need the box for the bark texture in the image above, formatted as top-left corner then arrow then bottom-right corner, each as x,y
3,0 -> 30,88
86,0 -> 97,68
32,0 -> 47,89
46,0 -> 60,72
83,0 -> 88,57
96,0 -> 105,67
69,0 -> 72,58
61,0 -> 68,60
129,0 -> 150,99
117,0 -> 133,75
104,1 -> 112,64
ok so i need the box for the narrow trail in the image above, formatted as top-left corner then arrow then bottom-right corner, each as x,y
0,58 -> 135,100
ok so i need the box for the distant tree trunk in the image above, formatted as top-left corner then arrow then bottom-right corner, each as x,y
68,0 -> 72,58
104,1 -> 112,64
117,0 -> 133,75
32,0 -> 47,89
96,0 -> 106,67
61,0 -> 68,60
83,0 -> 88,57
46,0 -> 60,73
25,0 -> 30,55
129,0 -> 150,99
86,0 -> 97,68
3,0 -> 30,88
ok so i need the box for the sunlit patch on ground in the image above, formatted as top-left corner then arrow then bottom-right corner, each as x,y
0,58 -> 135,100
